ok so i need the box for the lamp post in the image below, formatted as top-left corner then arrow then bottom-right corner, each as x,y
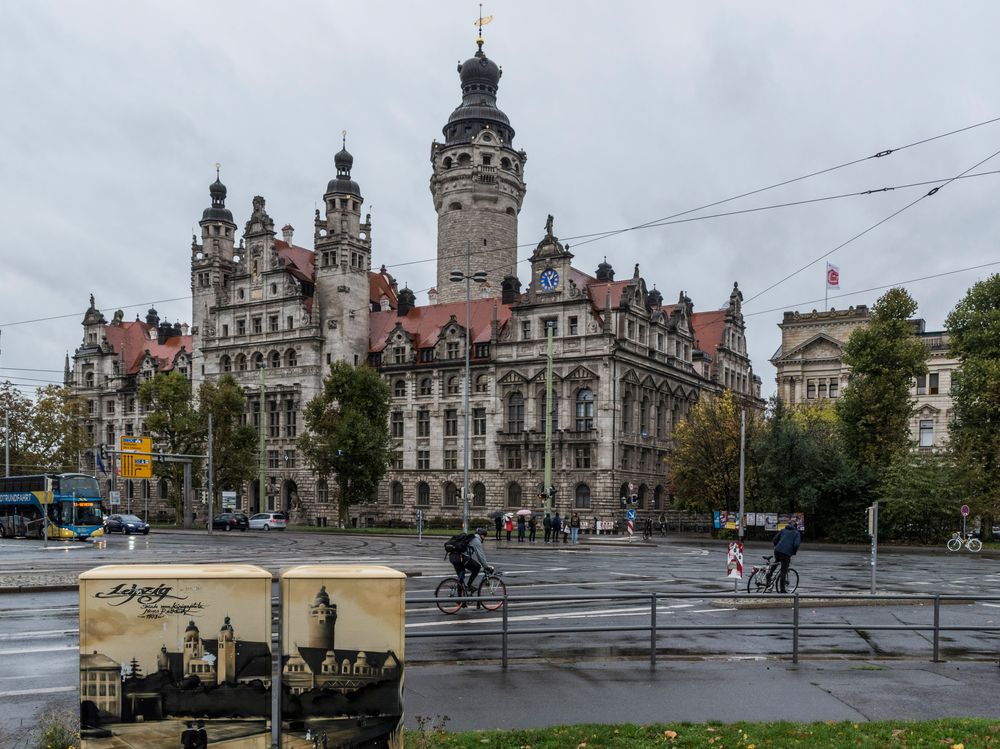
450,240 -> 488,533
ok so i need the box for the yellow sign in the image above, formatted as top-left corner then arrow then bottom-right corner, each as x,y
120,435 -> 152,454
120,453 -> 152,479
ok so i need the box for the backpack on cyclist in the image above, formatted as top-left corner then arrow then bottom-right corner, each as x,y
443,532 -> 475,560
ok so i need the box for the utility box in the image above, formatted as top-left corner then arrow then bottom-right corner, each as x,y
79,564 -> 273,748
280,565 -> 406,747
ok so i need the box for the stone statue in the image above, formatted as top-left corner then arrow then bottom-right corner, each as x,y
544,214 -> 554,237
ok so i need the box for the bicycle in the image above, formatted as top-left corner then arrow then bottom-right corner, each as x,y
746,555 -> 799,594
947,532 -> 982,553
434,570 -> 507,614
642,523 -> 653,541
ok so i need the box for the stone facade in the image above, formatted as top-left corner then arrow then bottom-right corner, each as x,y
68,38 -> 764,525
771,306 -> 956,449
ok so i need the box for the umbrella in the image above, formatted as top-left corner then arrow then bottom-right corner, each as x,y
488,510 -> 505,519
516,508 -> 533,516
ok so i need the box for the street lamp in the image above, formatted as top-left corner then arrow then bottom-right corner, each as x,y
450,241 -> 488,533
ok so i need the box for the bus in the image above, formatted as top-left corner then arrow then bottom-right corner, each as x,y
0,473 -> 106,540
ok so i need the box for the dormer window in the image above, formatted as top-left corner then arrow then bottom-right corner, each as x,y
482,154 -> 492,166
447,341 -> 460,359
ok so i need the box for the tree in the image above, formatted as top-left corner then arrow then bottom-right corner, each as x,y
198,375 -> 258,496
756,398 -> 869,539
946,273 -> 1000,534
836,288 -> 928,472
0,383 -> 87,475
139,372 -> 203,521
669,390 -> 761,513
877,452 -> 961,543
298,362 -> 393,526
0,382 -> 39,474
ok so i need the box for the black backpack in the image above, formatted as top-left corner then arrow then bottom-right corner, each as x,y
444,532 -> 474,559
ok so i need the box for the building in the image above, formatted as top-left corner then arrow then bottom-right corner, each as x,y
69,36 -> 762,523
771,306 -> 955,449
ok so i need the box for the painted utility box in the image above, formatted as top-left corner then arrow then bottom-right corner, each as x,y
280,565 -> 406,748
79,564 -> 273,748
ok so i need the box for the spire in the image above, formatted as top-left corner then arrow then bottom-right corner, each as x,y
202,164 -> 234,223
446,23 -> 513,146
63,352 -> 71,385
327,132 -> 361,197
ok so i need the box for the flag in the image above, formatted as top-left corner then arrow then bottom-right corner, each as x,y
96,452 -> 106,474
826,262 -> 840,289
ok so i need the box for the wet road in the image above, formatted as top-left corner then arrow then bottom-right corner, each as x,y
1,529 -> 998,736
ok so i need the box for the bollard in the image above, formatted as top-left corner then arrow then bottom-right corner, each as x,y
281,565 -> 406,746
502,595 -> 509,669
650,592 -> 657,668
792,594 -> 800,664
933,595 -> 941,663
79,564 -> 273,748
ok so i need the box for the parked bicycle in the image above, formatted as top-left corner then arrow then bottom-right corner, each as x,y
746,555 -> 799,594
947,532 -> 982,553
435,570 -> 507,614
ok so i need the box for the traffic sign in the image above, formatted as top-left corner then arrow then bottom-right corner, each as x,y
109,491 -> 121,507
625,509 -> 636,521
120,453 -> 152,479
120,435 -> 152,454
961,504 -> 970,517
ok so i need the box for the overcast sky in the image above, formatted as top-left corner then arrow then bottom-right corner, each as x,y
2,1 -> 999,399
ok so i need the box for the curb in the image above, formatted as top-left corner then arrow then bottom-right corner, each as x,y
712,596 -> 976,610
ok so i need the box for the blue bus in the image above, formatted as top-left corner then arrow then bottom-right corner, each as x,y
0,473 -> 105,540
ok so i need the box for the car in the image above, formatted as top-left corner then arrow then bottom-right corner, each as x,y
211,512 -> 249,532
104,514 -> 150,535
249,512 -> 288,531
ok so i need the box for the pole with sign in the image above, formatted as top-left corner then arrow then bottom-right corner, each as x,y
867,500 -> 879,594
727,542 -> 744,580
961,503 -> 970,539
625,508 -> 636,541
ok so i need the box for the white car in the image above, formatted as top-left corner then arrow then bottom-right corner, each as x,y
248,512 -> 288,531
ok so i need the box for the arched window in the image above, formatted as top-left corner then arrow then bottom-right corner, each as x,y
638,484 -> 648,510
393,379 -> 406,398
443,156 -> 453,169
653,485 -> 664,510
472,482 -> 486,507
443,482 -> 458,507
158,478 -> 169,500
84,371 -> 95,388
500,157 -> 512,170
575,483 -> 592,509
449,201 -> 463,211
236,354 -> 247,372
419,377 -> 433,396
251,352 -> 264,370
475,375 -> 489,394
538,390 -> 558,431
446,376 -> 460,395
390,481 -> 404,506
507,392 -> 524,432
457,152 -> 472,166
507,482 -> 522,507
316,479 -> 328,504
416,482 -> 430,507
575,388 -> 594,431
220,355 -> 232,373
269,350 -> 281,369
285,349 -> 297,367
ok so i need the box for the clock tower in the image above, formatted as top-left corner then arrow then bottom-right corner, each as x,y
526,215 -> 574,303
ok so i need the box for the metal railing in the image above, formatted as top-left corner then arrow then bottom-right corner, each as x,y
405,591 -> 1000,669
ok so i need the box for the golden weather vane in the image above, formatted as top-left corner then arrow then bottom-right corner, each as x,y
475,4 -> 493,45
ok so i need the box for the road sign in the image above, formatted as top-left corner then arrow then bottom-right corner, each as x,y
626,509 -> 636,521
727,542 -> 744,579
109,491 -> 121,507
626,519 -> 634,536
120,435 -> 152,454
961,504 -> 970,517
120,453 -> 152,479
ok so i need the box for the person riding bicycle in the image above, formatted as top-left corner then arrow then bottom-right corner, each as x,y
770,521 -> 801,593
450,528 -> 494,598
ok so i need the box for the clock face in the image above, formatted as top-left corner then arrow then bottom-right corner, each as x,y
539,268 -> 559,291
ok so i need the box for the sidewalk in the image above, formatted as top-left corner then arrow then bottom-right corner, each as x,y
404,658 -> 1000,730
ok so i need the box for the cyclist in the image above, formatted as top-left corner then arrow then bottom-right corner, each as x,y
450,528 -> 494,602
642,517 -> 653,540
770,521 -> 801,593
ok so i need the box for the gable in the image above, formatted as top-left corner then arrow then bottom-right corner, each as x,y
779,333 -> 845,363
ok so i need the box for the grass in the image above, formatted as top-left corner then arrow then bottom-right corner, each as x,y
408,719 -> 1000,748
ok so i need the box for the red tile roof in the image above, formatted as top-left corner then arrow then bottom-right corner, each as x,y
369,268 -> 399,310
104,321 -> 191,375
690,309 -> 727,358
370,298 -> 511,353
586,279 -> 630,311
273,239 -> 397,311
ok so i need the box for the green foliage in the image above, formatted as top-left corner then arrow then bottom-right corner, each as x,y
946,273 -> 1000,527
836,288 -> 928,472
139,371 -> 203,516
0,382 -> 87,474
198,375 -> 258,494
756,399 -> 871,539
670,391 -> 761,513
31,707 -> 79,749
877,452 -> 963,542
298,362 -> 394,526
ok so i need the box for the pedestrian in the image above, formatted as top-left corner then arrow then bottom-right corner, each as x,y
196,720 -> 208,748
494,513 -> 502,542
570,513 -> 581,544
181,721 -> 197,749
517,513 -> 526,542
771,521 -> 801,593
528,514 -> 537,542
593,515 -> 599,535
543,513 -> 552,543
504,514 -> 513,542
552,512 -> 562,543
658,512 -> 667,536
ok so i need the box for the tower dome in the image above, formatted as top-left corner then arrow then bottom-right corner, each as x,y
444,40 -> 515,146
202,169 -> 234,223
595,258 -> 615,282
327,139 -> 361,197
647,287 -> 663,309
